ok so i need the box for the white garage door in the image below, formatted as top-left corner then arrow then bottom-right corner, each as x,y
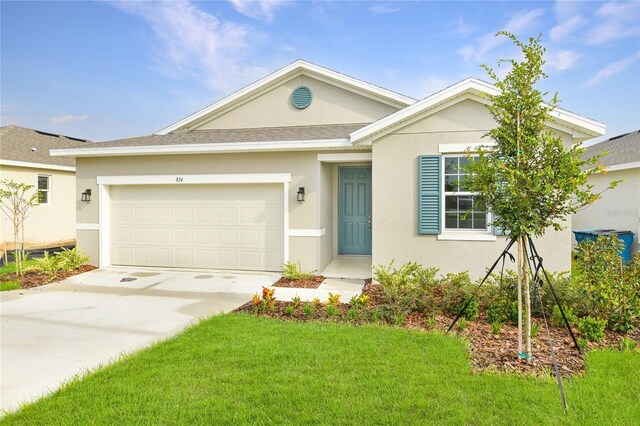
110,184 -> 284,271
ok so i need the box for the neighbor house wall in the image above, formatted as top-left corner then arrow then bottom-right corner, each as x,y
75,151 -> 353,271
0,165 -> 76,246
192,75 -> 400,130
371,98 -> 574,278
572,167 -> 639,254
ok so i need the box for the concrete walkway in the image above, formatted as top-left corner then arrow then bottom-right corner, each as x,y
0,267 -> 279,413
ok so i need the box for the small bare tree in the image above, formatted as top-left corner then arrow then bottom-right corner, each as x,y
0,179 -> 40,275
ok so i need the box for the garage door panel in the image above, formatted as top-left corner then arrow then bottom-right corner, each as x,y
111,184 -> 283,271
174,228 -> 194,245
155,207 -> 173,223
195,207 -> 215,224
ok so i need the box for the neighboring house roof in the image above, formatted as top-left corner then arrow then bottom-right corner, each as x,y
0,125 -> 90,171
350,78 -> 606,145
156,60 -> 417,135
583,129 -> 640,171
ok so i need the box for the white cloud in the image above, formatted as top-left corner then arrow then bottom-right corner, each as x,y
229,0 -> 289,22
550,16 -> 586,41
109,1 -> 266,94
586,2 -> 640,45
586,51 -> 640,87
415,76 -> 452,99
454,18 -> 477,37
458,8 -> 545,62
368,4 -> 400,14
50,114 -> 89,124
546,50 -> 582,70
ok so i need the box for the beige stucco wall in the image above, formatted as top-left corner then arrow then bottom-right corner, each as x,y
0,165 -> 76,246
371,98 -> 574,278
572,168 -> 639,254
76,151 -> 351,271
192,75 -> 400,130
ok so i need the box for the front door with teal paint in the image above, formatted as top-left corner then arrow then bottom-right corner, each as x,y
339,167 -> 372,255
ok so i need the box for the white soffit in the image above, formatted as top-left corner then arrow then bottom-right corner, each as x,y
156,60 -> 416,135
350,78 -> 606,145
0,159 -> 75,172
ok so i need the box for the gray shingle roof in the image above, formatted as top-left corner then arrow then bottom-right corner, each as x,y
68,123 -> 368,149
0,126 -> 91,167
584,130 -> 640,167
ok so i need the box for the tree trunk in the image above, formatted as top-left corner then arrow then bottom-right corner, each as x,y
523,242 -> 532,358
517,236 -> 523,357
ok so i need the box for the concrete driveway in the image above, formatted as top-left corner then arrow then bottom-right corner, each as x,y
0,267 -> 278,413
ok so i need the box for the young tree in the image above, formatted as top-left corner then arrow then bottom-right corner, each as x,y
463,32 -> 617,358
0,179 -> 40,275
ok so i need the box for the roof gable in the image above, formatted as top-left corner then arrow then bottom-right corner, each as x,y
350,78 -> 606,145
0,125 -> 90,168
156,60 -> 416,135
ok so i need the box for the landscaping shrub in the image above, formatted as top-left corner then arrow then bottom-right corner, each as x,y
302,303 -> 314,317
574,236 -> 640,331
373,260 -> 439,313
34,252 -> 62,276
551,304 -> 577,328
487,303 -> 507,324
33,247 -> 90,276
462,297 -> 479,321
281,261 -> 316,280
252,287 -> 276,314
439,272 -> 474,316
578,316 -> 606,342
56,247 -> 90,271
491,321 -> 502,335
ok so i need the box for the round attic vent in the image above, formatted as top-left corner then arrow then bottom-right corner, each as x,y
291,86 -> 312,109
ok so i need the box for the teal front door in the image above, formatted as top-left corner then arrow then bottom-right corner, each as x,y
339,167 -> 372,255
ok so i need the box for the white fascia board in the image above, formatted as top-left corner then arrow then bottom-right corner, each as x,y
96,173 -> 292,186
156,60 -> 416,135
317,153 -> 372,162
0,159 -> 75,172
350,77 -> 606,144
50,139 -> 354,157
604,161 -> 640,172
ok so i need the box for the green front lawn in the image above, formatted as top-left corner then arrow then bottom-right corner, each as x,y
0,280 -> 21,292
3,315 -> 639,424
0,260 -> 37,275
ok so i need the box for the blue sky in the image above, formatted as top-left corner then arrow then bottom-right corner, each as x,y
1,1 -> 639,143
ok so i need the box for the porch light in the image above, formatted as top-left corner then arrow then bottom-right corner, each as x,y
296,187 -> 305,202
81,189 -> 92,202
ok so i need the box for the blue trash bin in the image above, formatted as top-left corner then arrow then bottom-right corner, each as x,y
573,229 -> 636,263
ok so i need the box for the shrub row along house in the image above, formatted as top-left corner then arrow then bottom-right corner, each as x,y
0,126 -> 90,250
52,61 -> 605,277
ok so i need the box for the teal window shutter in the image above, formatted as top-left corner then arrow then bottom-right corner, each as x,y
418,155 -> 441,235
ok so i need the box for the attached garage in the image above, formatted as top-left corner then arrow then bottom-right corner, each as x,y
109,183 -> 284,271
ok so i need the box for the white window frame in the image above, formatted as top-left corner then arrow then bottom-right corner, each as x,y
438,154 -> 496,241
37,174 -> 51,206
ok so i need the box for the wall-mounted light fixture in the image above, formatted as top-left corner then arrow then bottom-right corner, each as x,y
81,189 -> 92,202
296,187 -> 305,202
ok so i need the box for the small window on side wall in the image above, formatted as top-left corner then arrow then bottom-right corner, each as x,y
38,175 -> 50,205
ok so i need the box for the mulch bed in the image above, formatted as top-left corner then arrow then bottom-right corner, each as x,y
236,280 -> 639,378
2,264 -> 97,289
272,275 -> 325,289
